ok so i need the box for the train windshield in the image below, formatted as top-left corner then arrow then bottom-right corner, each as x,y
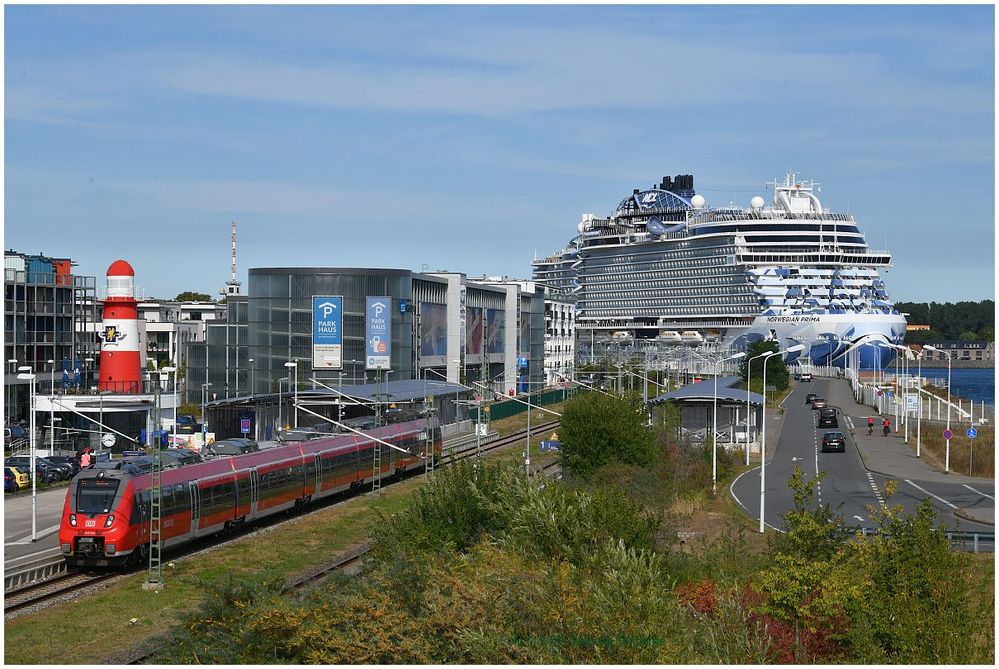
76,477 -> 120,514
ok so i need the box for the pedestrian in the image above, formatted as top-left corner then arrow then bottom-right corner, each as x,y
882,417 -> 890,437
80,447 -> 92,469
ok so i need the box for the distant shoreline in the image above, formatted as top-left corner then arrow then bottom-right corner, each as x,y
917,361 -> 994,369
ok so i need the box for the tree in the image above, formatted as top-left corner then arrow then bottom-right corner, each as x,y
976,325 -> 994,342
958,330 -> 978,341
738,340 -> 790,393
558,392 -> 655,479
175,291 -> 212,302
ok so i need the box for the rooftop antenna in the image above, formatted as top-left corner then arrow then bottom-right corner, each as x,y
223,219 -> 241,297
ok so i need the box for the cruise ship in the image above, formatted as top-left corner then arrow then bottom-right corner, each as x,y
533,173 -> 906,370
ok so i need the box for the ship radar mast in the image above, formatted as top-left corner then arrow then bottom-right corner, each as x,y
770,171 -> 823,214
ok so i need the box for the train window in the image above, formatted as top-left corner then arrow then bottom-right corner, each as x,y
237,477 -> 251,505
76,477 -> 120,515
174,484 -> 190,514
162,486 -> 176,516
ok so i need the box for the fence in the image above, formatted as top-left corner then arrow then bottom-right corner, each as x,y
470,387 -> 579,422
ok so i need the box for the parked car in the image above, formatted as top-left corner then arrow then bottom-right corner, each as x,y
203,441 -> 243,458
4,469 -> 15,493
800,372 -> 813,382
5,466 -> 29,490
805,393 -> 818,404
811,397 -> 828,409
228,437 -> 259,453
4,457 -> 59,483
46,455 -> 82,478
161,448 -> 203,468
821,431 -> 846,453
37,457 -> 74,480
817,408 -> 838,428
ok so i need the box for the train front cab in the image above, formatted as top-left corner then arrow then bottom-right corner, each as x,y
59,470 -> 139,567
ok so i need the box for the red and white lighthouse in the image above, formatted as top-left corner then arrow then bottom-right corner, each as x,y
98,259 -> 142,393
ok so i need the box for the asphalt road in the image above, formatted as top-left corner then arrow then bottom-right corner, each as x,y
731,378 -> 995,535
4,484 -> 68,567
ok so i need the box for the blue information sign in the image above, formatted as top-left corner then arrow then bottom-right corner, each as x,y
312,296 -> 343,369
365,296 -> 391,370
967,427 -> 977,439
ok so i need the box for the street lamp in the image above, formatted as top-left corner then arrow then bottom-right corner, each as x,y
745,349 -> 774,466
923,345 -> 952,472
284,361 -> 298,428
84,357 -> 94,392
162,367 -> 177,448
759,344 -> 805,533
248,358 -> 254,397
712,351 -> 746,495
16,366 -> 38,541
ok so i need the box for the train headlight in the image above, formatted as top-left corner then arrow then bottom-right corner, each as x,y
69,514 -> 77,527
103,514 -> 115,528
61,543 -> 72,554
106,544 -> 116,555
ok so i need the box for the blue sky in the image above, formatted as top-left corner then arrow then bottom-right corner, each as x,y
4,4 -> 994,303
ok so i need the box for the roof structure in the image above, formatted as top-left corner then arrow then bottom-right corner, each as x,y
206,378 -> 470,407
650,376 -> 765,406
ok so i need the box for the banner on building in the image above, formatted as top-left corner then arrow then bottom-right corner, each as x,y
312,295 -> 343,369
366,296 -> 392,370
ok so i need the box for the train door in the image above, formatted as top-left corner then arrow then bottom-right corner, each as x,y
189,482 -> 201,538
249,468 -> 259,518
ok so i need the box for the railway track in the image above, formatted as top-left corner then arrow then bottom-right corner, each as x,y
4,420 -> 561,618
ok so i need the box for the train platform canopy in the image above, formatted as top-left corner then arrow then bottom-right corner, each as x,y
649,376 -> 765,406
206,379 -> 471,407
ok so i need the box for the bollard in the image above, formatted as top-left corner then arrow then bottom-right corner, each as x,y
973,534 -> 978,553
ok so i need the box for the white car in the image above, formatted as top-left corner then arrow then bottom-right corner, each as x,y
800,372 -> 813,382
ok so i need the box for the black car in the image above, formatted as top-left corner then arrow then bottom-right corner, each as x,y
805,393 -> 818,404
228,437 -> 259,453
817,408 -> 838,428
161,448 -> 203,468
46,455 -> 82,478
203,441 -> 243,458
821,431 -> 846,453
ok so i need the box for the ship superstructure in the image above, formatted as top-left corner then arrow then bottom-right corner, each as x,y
533,173 -> 906,369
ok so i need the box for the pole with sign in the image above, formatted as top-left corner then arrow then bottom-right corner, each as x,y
967,427 -> 977,476
312,296 -> 343,370
365,297 -> 392,370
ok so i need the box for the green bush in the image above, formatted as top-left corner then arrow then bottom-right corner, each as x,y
558,391 -> 655,479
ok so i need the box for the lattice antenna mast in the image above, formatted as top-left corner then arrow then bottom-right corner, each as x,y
224,219 -> 242,296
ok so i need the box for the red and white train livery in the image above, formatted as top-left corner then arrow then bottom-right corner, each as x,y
59,418 -> 440,567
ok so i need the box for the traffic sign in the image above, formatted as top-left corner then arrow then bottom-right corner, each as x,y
967,427 -> 977,439
240,418 -> 251,434
943,429 -> 953,440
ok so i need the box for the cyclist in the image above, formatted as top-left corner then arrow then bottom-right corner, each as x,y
882,417 -> 891,437
867,416 -> 875,436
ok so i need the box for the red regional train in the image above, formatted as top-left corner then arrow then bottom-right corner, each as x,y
58,418 -> 440,567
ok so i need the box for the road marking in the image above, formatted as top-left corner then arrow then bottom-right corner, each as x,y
905,479 -> 957,509
853,514 -> 866,522
962,484 -> 994,500
866,472 -> 885,507
5,523 -> 62,545
845,416 -> 854,431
